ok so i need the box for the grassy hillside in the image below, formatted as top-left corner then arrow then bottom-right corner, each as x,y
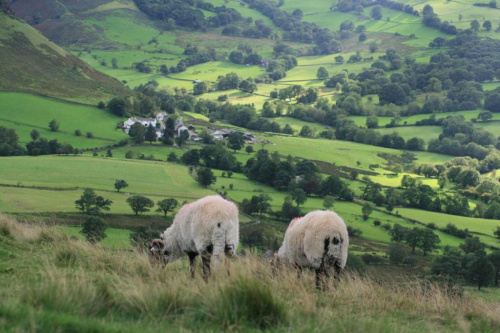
0,8 -> 131,104
0,92 -> 128,148
1,215 -> 499,332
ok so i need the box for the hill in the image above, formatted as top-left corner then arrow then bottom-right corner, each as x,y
0,0 -> 131,104
1,214 -> 499,332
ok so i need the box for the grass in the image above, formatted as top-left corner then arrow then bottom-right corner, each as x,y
396,208 -> 500,247
258,133 -> 452,171
0,12 -> 130,103
0,92 -> 128,148
1,215 -> 499,332
0,155 -> 214,214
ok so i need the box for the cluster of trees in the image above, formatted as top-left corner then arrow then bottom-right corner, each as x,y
243,0 -> 342,55
335,0 -> 418,16
422,5 -> 458,35
244,149 -> 355,201
228,44 -> 262,66
0,126 -> 24,156
134,0 -> 242,30
75,187 -> 180,217
274,85 -> 319,104
222,18 -> 273,39
389,224 -> 441,255
431,237 -> 500,290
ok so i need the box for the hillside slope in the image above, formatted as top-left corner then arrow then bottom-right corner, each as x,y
0,0 -> 131,104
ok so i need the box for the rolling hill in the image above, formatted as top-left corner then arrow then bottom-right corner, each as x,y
0,0 -> 131,104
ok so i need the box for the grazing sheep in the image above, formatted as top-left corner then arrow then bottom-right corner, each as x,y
276,210 -> 349,290
156,195 -> 239,281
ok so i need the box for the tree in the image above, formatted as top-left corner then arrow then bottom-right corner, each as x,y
80,216 -> 107,244
75,188 -> 112,215
478,111 -> 493,122
388,243 -> 407,265
488,250 -> 500,287
299,125 -> 312,137
228,132 -> 245,152
114,179 -> 129,192
107,97 -> 126,117
176,129 -> 189,147
361,203 -> 373,220
460,236 -> 486,254
483,20 -> 492,31
390,224 -> 408,243
193,81 -> 208,95
167,151 -> 178,162
470,19 -> 480,31
49,119 -> 59,132
366,115 -> 378,128
156,198 -> 179,217
129,123 -> 145,144
197,167 -> 216,187
465,253 -> 495,290
335,55 -> 345,64
323,195 -> 335,209
292,188 -> 307,206
316,67 -> 329,79
126,195 -> 154,215
494,226 -> 500,242
370,6 -> 383,20
369,42 -> 378,53
419,229 -> 440,255
245,145 -> 254,154
405,228 -> 423,253
30,129 -> 40,141
145,124 -> 157,143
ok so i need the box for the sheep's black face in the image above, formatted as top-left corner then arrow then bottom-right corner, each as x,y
325,236 -> 343,265
162,248 -> 174,264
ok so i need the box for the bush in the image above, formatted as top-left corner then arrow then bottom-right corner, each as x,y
361,254 -> 384,265
80,216 -> 106,244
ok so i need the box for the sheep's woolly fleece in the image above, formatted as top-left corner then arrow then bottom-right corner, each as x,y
161,195 -> 239,266
278,210 -> 349,269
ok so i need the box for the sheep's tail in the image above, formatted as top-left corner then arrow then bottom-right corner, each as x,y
211,222 -> 227,270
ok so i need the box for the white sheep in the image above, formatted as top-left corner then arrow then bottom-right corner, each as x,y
152,195 -> 239,281
276,210 -> 349,290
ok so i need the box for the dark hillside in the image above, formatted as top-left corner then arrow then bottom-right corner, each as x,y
0,4 -> 131,103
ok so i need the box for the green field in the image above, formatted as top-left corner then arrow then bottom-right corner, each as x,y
397,207 -> 500,247
0,92 -> 127,148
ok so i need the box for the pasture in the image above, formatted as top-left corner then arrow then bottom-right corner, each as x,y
259,133 -> 453,170
0,92 -> 127,148
397,207 -> 500,247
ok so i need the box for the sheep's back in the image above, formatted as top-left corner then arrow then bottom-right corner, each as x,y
282,210 -> 348,268
176,195 -> 239,251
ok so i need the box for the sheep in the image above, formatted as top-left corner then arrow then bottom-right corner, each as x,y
276,210 -> 349,290
155,195 -> 239,281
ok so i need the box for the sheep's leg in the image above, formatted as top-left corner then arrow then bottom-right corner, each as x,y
187,252 -> 198,279
201,245 -> 213,282
294,264 -> 303,279
315,262 -> 328,291
224,245 -> 234,276
333,262 -> 342,287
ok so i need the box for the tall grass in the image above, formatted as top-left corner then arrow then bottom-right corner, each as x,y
2,215 -> 500,332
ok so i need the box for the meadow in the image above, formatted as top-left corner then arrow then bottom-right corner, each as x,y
1,215 -> 499,332
0,92 -> 127,148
